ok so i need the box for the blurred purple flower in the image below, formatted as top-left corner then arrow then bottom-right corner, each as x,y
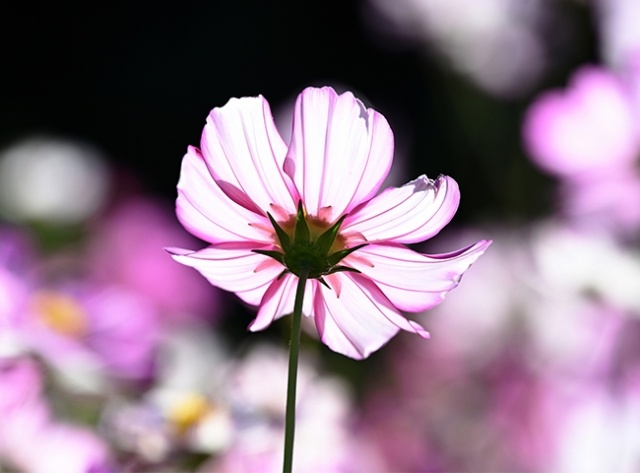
24,424 -> 113,473
0,227 -> 35,274
355,219 -> 640,471
200,344 -> 385,473
0,244 -> 32,358
25,284 -> 160,383
104,326 -> 232,463
104,336 -> 384,471
88,197 -> 220,324
366,0 -> 561,97
523,66 -> 640,236
597,0 -> 640,71
168,86 -> 490,359
0,228 -> 161,382
0,357 -> 113,473
0,356 -> 44,421
359,339 -> 566,472
524,66 -> 639,176
0,357 -> 53,469
0,265 -> 28,337
551,378 -> 640,472
425,224 -> 640,375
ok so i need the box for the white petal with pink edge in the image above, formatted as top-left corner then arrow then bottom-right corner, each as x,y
201,95 -> 297,215
165,244 -> 283,306
342,175 -> 459,244
284,87 -> 393,221
313,272 -> 428,360
176,146 -> 273,244
345,240 -> 491,312
249,274 -> 314,332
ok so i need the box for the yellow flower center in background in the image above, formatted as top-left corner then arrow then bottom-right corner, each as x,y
33,291 -> 88,337
168,392 -> 211,434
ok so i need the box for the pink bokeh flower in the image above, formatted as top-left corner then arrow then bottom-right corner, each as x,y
24,284 -> 160,382
0,357 -> 113,473
523,66 -> 640,176
200,344 -> 385,473
0,265 -> 28,339
168,86 -> 490,359
523,65 -> 640,235
88,197 -> 219,324
0,230 -> 161,383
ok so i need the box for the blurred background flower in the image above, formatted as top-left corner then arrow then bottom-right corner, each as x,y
1,0 -> 639,471
364,0 -> 572,98
0,137 -> 109,225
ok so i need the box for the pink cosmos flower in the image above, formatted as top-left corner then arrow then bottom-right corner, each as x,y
168,87 -> 490,359
0,236 -> 161,381
25,284 -> 160,381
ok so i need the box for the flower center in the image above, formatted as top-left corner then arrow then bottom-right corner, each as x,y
254,201 -> 366,284
33,291 -> 88,337
167,392 -> 212,434
279,214 -> 347,253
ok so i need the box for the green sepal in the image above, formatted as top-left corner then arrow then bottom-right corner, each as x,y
325,265 -> 362,276
293,201 -> 310,245
314,214 -> 347,254
267,212 -> 292,252
317,277 -> 331,289
277,268 -> 290,280
252,249 -> 286,266
327,243 -> 368,266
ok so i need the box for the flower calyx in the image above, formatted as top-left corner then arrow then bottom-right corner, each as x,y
253,201 -> 366,287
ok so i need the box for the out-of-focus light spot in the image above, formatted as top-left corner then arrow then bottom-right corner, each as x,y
366,0 -> 553,97
191,408 -> 235,453
532,224 -> 640,312
598,0 -> 640,70
0,137 -> 109,224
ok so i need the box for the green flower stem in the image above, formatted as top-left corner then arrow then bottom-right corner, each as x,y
283,267 -> 309,473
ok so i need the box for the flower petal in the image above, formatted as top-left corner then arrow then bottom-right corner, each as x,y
176,146 -> 273,244
284,87 -> 393,220
345,240 -> 492,312
313,272 -> 428,360
166,243 -> 283,306
248,274 -> 296,332
249,274 -> 314,332
201,95 -> 297,215
342,175 -> 459,244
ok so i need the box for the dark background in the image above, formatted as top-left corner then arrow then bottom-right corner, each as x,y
0,0 -> 595,224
